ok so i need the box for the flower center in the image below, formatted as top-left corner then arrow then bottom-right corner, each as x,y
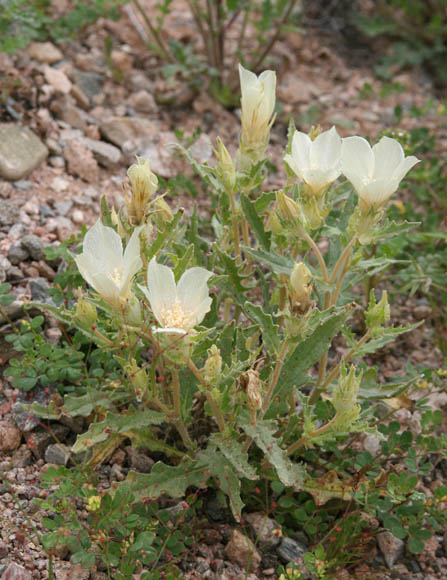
109,267 -> 123,286
159,300 -> 194,330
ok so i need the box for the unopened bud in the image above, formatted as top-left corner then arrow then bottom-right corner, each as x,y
125,293 -> 142,326
127,157 -> 158,224
241,369 -> 262,411
74,290 -> 97,328
331,363 -> 362,429
215,137 -> 236,192
126,358 -> 148,398
203,345 -> 222,384
153,196 -> 174,225
290,262 -> 312,304
276,191 -> 308,233
366,290 -> 390,334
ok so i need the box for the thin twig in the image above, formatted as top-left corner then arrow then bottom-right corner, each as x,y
249,0 -> 297,71
132,0 -> 174,62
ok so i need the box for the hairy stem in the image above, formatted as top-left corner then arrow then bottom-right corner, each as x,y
171,371 -> 194,449
261,341 -> 289,416
186,357 -> 227,433
303,233 -> 329,283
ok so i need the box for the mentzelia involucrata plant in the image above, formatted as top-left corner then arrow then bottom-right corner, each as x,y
29,63 -> 424,529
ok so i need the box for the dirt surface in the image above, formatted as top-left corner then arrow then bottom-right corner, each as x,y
0,3 -> 446,579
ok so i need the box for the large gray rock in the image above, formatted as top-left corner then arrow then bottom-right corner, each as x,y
277,537 -> 308,563
0,124 -> 48,181
79,136 -> 121,168
99,116 -> 160,149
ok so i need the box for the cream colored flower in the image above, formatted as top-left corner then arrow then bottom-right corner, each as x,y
141,258 -> 213,334
75,221 -> 142,307
284,126 -> 342,195
341,135 -> 419,210
239,64 -> 276,147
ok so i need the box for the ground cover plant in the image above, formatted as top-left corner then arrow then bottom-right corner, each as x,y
4,63 -> 446,579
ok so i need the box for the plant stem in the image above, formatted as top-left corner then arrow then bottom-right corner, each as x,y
331,248 -> 352,306
329,235 -> 358,285
287,418 -> 335,455
227,4 -> 249,87
261,341 -> 289,416
320,330 -> 372,391
132,0 -> 174,63
229,191 -> 242,264
186,0 -> 212,66
186,357 -> 227,433
250,0 -> 297,71
303,233 -> 329,283
171,370 -> 194,449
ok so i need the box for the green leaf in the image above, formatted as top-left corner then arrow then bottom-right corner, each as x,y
240,193 -> 271,250
118,460 -> 207,501
72,410 -> 166,454
408,537 -> 425,553
244,302 -> 279,355
19,401 -> 61,420
279,306 -> 350,395
241,419 -> 304,489
358,368 -> 420,400
242,247 -> 294,275
197,443 -> 245,518
353,322 -> 422,358
212,433 -> 258,480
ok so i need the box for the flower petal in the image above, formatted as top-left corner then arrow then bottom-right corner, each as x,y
310,126 -> 342,173
288,131 -> 311,178
146,258 -> 177,326
341,136 -> 374,193
258,69 -> 276,119
122,226 -> 143,288
177,267 -> 213,325
391,155 -> 420,185
83,220 -> 123,272
372,136 -> 405,181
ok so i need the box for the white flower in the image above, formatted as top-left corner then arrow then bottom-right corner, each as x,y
239,64 -> 276,147
341,135 -> 419,210
284,127 -> 342,195
75,221 -> 143,307
141,258 -> 213,334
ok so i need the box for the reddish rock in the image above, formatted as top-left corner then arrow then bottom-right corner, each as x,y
224,529 -> 261,573
0,421 -> 21,452
63,141 -> 99,182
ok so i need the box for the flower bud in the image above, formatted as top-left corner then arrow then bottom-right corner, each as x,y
241,369 -> 263,411
126,358 -> 148,397
154,196 -> 174,226
239,64 -> 276,150
215,137 -> 236,192
203,345 -> 222,384
331,363 -> 362,430
366,290 -> 390,334
290,262 -> 313,304
74,290 -> 97,328
127,157 -> 158,224
276,191 -> 308,234
125,293 -> 142,326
